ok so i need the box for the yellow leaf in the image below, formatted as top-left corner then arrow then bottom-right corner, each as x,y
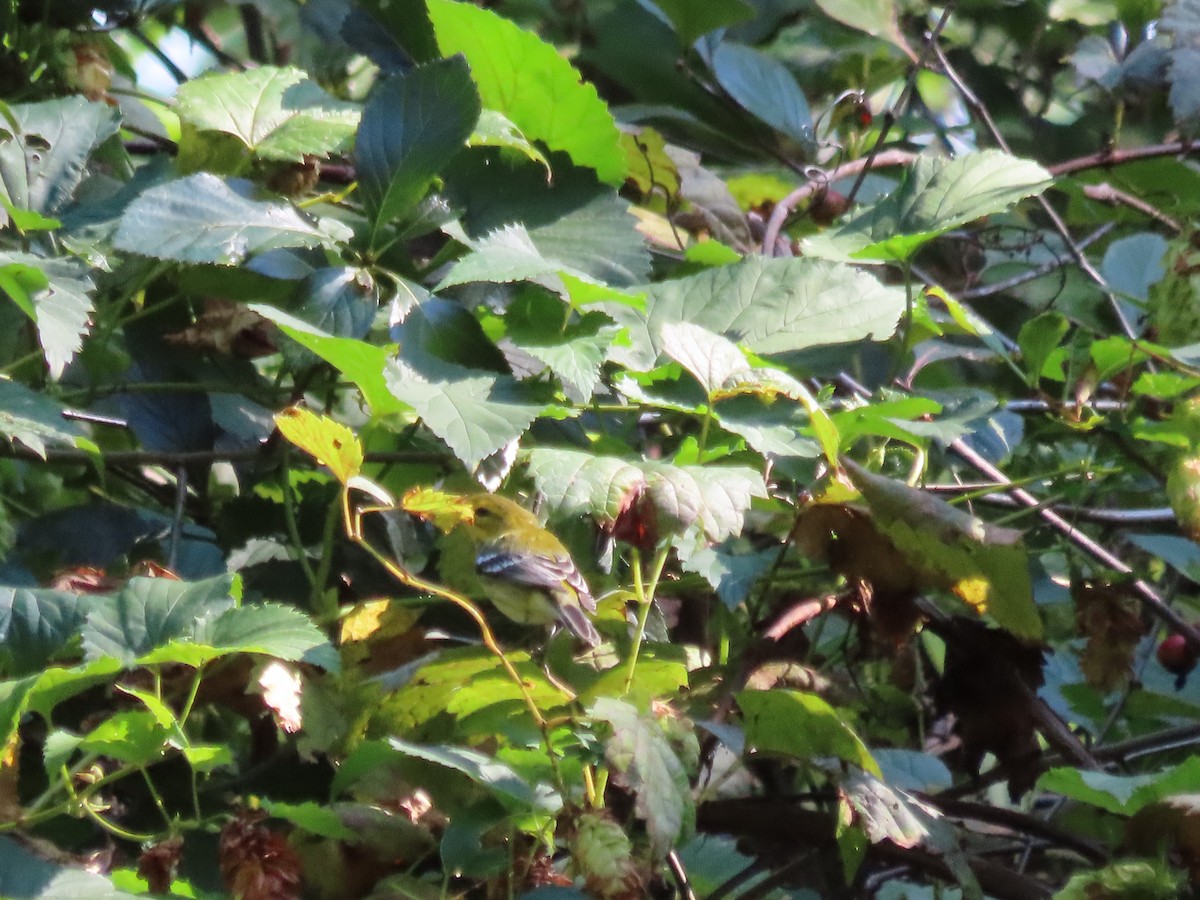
401,486 -> 476,533
275,406 -> 363,484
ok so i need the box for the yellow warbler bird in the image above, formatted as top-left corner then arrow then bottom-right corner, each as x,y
460,493 -> 601,647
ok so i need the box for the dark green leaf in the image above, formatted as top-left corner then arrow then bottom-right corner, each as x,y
646,0 -> 754,45
81,574 -> 240,665
607,255 -> 904,369
0,379 -> 86,457
114,174 -> 327,264
710,41 -> 813,146
356,57 -> 481,246
0,587 -> 88,675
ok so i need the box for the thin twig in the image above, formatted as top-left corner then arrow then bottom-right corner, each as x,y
1082,183 -> 1183,234
957,224 -> 1115,300
929,797 -> 1107,863
166,465 -> 187,571
0,445 -> 449,468
127,25 -> 188,84
836,373 -> 1200,652
666,849 -> 699,900
844,7 -> 955,208
1048,139 -> 1200,177
932,43 -> 1137,338
760,148 -> 916,255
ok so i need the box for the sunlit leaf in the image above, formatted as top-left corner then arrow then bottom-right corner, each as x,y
275,406 -> 364,484
427,0 -> 625,184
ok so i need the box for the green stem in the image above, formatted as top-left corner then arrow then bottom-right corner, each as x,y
177,664 -> 206,727
281,459 -> 319,591
622,546 -> 671,697
310,496 -> 342,621
141,768 -> 173,830
697,398 -> 714,458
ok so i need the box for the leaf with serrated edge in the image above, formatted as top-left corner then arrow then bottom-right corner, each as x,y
177,66 -> 360,161
591,697 -> 693,859
427,0 -> 625,185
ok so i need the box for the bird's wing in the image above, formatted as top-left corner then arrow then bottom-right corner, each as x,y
476,549 -> 597,613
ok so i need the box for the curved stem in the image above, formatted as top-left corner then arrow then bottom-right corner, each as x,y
344,491 -> 572,798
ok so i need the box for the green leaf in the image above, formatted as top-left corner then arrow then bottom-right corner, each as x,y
357,57 -> 481,247
606,255 -> 904,369
1018,311 -> 1070,384
80,574 -> 239,665
438,223 -> 589,291
844,459 -> 1042,639
262,799 -> 357,840
202,602 -> 331,661
1037,757 -> 1200,815
0,96 -> 120,215
384,353 -> 544,471
249,305 -> 406,417
801,151 -> 1053,262
0,252 -> 95,379
0,195 -> 60,232
527,193 -> 650,288
645,0 -> 754,45
814,0 -> 907,49
500,292 -> 622,399
0,587 -> 88,675
468,109 -> 549,174
590,697 -> 694,859
381,647 -> 571,736
526,448 -> 766,544
176,66 -> 360,161
23,658 -> 123,723
113,174 -> 327,264
873,748 -> 953,792
0,378 -> 86,457
710,41 -> 813,146
1163,1 -> 1200,124
427,0 -> 625,185
389,738 -> 562,811
737,689 -> 880,776
80,709 -> 169,766
678,543 -> 780,608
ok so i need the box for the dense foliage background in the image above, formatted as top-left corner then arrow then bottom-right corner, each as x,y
3,0 -> 1200,897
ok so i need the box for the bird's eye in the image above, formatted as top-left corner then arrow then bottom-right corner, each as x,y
474,507 -> 495,520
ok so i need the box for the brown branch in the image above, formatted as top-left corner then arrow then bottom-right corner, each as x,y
931,797 -> 1107,864
931,44 -> 1137,339
698,798 -> 1055,900
1,444 -> 450,468
760,149 -> 916,255
1082,183 -> 1183,234
763,593 -> 842,641
1049,139 -> 1200,177
956,224 -> 1114,300
835,372 -> 1200,653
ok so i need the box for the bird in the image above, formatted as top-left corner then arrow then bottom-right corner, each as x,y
459,493 -> 601,648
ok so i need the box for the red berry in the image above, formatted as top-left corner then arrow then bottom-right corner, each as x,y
1157,634 -> 1199,675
